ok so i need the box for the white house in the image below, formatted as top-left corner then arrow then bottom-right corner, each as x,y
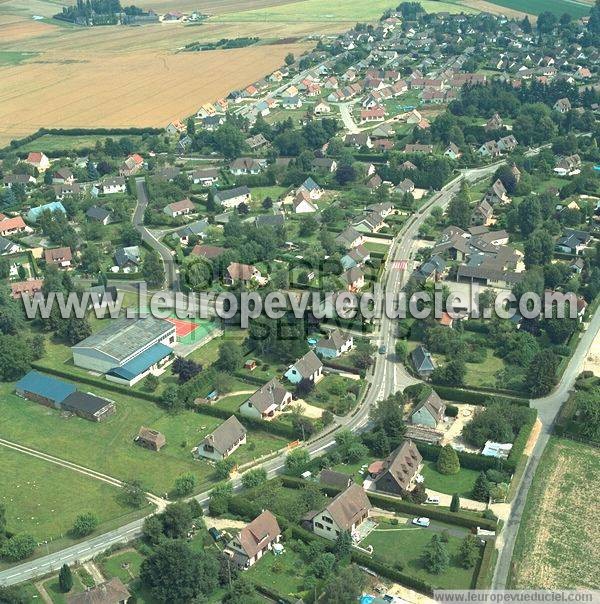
196,415 -> 247,461
284,350 -> 323,384
239,378 -> 292,421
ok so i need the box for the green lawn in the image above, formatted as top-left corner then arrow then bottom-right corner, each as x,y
420,461 -> 480,498
0,447 -> 138,543
246,547 -> 308,599
477,0 -> 590,17
42,574 -> 86,604
464,349 -> 506,389
0,51 -> 39,66
0,379 -> 285,496
249,186 -> 287,202
304,374 -> 362,413
100,549 -> 145,585
363,242 -> 391,255
15,133 -> 144,153
363,518 -> 479,589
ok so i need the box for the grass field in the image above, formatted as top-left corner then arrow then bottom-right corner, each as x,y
510,437 -> 600,589
0,378 -> 286,496
420,461 -> 480,498
15,133 -> 144,153
363,518 -> 478,589
474,0 -> 591,17
0,447 -> 136,542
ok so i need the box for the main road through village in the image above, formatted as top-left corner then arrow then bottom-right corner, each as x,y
2,160 -> 599,588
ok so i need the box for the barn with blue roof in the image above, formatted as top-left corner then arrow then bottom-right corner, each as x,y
15,371 -> 76,408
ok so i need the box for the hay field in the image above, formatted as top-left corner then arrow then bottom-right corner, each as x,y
510,438 -> 600,589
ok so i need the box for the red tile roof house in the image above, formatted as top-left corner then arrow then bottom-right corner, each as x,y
25,151 -> 50,172
224,262 -> 262,286
120,153 -> 144,176
44,247 -> 72,268
0,216 -> 28,237
163,198 -> 195,218
10,279 -> 43,300
224,510 -> 281,569
360,106 -> 386,122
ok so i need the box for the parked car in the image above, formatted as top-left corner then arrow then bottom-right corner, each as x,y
208,527 -> 222,541
378,345 -> 387,354
412,517 -> 430,527
426,496 -> 440,505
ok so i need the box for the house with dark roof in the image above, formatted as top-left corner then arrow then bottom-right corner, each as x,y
214,186 -> 251,208
409,390 -> 445,428
319,469 -> 354,489
312,157 -> 338,173
191,168 -> 220,186
299,177 -> 323,200
341,245 -> 370,271
224,510 -> 281,569
61,391 -> 116,422
284,350 -> 323,384
411,345 -> 436,377
114,246 -> 141,271
0,235 -> 20,255
239,378 -> 292,420
229,158 -> 266,176
336,227 -> 364,249
315,330 -> 353,359
197,415 -> 247,461
341,266 -> 365,292
175,220 -> 209,245
555,228 -> 591,255
310,484 -> 371,541
371,440 -> 423,495
86,205 -> 112,225
415,255 -> 445,283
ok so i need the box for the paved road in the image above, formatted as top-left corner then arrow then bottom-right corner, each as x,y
492,305 -> 600,588
133,178 -> 180,292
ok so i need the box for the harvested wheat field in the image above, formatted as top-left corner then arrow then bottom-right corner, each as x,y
460,0 -> 535,19
510,438 -> 600,589
0,41 -> 311,145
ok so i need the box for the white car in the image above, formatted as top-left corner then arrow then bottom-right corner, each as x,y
412,517 -> 431,527
426,496 -> 440,505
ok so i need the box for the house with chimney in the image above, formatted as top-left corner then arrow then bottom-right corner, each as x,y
239,378 -> 292,421
409,390 -> 446,428
224,262 -> 263,286
284,350 -> 323,385
315,330 -> 354,359
224,510 -> 281,569
370,440 -> 423,495
44,247 -> 72,269
25,151 -> 50,172
196,415 -> 246,461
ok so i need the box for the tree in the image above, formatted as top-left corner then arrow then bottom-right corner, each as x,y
213,123 -> 246,159
285,448 -> 310,476
370,392 -> 406,440
518,196 -> 541,236
321,564 -> 366,603
241,467 -> 267,489
450,493 -> 460,513
172,473 -> 197,497
284,52 -> 295,65
527,349 -> 559,397
0,335 -> 33,381
71,512 -> 98,537
161,501 -> 194,539
140,540 -> 218,603
121,479 -> 147,508
223,576 -> 262,604
299,214 -> 319,237
143,373 -> 159,392
395,339 -> 407,362
58,315 -> 92,345
524,230 -> 553,267
142,515 -> 164,546
459,534 -> 480,568
142,250 -> 164,288
437,444 -> 460,475
0,534 -> 36,561
216,341 -> 243,372
446,185 -> 471,229
58,564 -> 73,593
472,472 -> 490,502
422,534 -> 449,574
431,358 -> 466,386
215,458 -> 236,480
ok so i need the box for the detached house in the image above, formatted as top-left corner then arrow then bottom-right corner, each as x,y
0,216 -> 28,237
224,510 -> 281,569
293,190 -> 318,214
370,440 -> 423,495
215,186 -> 251,209
556,229 -> 591,255
229,158 -> 266,176
163,198 -> 195,218
44,247 -> 72,269
135,427 -> 166,451
336,226 -> 364,249
93,176 -> 126,196
308,484 -> 371,541
409,390 -> 446,428
315,330 -> 353,359
312,158 -> 337,173
191,168 -> 219,186
196,415 -> 246,461
86,206 -> 112,225
298,177 -> 323,200
341,266 -> 365,292
225,262 -> 262,286
239,378 -> 292,420
25,151 -> 50,172
553,97 -> 572,113
285,350 -> 323,385
412,345 -> 436,377
120,154 -> 144,176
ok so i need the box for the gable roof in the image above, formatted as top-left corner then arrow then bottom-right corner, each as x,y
377,440 -> 423,491
319,469 -> 353,489
16,370 -> 76,404
411,345 -> 435,372
86,206 -> 112,222
324,484 -> 371,530
66,578 -> 130,604
237,510 -> 280,558
316,329 -> 351,351
411,390 -> 445,422
246,378 -> 290,413
203,415 -> 246,455
291,350 -> 323,379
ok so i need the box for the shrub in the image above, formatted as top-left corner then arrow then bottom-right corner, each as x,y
445,404 -> 459,417
71,512 -> 99,537
436,445 -> 460,475
1,534 -> 36,561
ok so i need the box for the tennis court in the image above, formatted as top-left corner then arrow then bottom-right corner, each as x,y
170,317 -> 217,345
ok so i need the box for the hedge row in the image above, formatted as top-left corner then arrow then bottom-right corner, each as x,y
232,371 -> 270,386
506,408 -> 537,469
474,537 -> 496,589
366,231 -> 394,241
322,360 -> 361,375
30,363 -> 162,403
432,385 -> 529,407
279,476 -> 497,531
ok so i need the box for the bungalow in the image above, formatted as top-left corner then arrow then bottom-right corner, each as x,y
444,142 -> 461,160
309,484 -> 371,541
225,262 -> 262,286
239,378 -> 292,420
196,415 -> 246,461
224,510 -> 281,569
67,578 -> 130,604
86,206 -> 112,225
10,279 -> 43,300
344,133 -> 372,149
135,427 -> 166,451
190,168 -> 220,186
154,166 -> 181,182
255,214 -> 285,228
203,115 -> 225,131
293,190 -> 318,214
230,158 -> 266,176
120,154 -> 144,177
0,216 -> 27,237
353,211 -> 385,234
114,245 -> 141,271
319,469 -> 353,489
282,96 -> 303,109
313,101 -> 331,115
215,186 -> 251,209
191,244 -> 226,260
312,157 -> 337,173
52,168 -> 74,185
553,97 -> 572,113
25,152 -> 50,172
341,266 -> 365,292
44,247 -> 72,269
336,226 -> 364,249
298,177 -> 323,200
93,176 -> 127,196
284,350 -> 323,384
371,440 -> 423,495
163,198 -> 195,218
176,220 -> 209,245
54,182 -> 81,200
554,154 -> 581,176
410,390 -> 445,428
360,107 -> 386,122
3,173 -> 36,189
411,345 -> 435,377
315,330 -> 353,358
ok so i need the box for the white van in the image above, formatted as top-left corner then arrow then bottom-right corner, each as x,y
425,496 -> 440,505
